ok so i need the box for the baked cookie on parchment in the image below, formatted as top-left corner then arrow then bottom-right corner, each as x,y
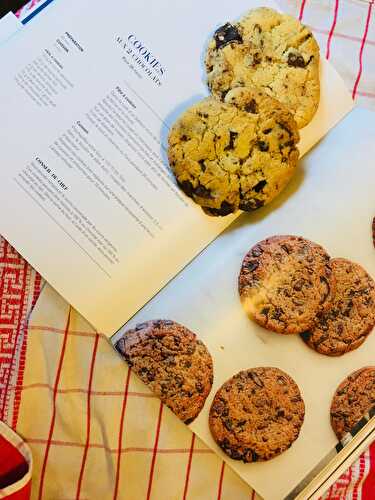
205,7 -> 320,128
331,367 -> 375,440
301,258 -> 375,356
209,367 -> 305,462
115,319 -> 213,423
168,88 -> 299,216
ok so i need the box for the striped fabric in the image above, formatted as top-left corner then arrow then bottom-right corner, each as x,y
0,0 -> 374,498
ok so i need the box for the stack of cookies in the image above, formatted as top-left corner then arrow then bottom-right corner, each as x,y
168,7 -> 321,216
238,235 -> 375,357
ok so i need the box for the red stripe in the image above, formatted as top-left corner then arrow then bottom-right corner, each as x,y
326,0 -> 339,60
146,402 -> 164,500
298,0 -> 307,21
75,333 -> 99,499
352,1 -> 374,99
251,490 -> 255,500
113,368 -> 132,500
37,310 -> 71,500
8,382 -> 156,398
217,462 -> 225,500
182,434 -> 196,500
24,436 -> 213,454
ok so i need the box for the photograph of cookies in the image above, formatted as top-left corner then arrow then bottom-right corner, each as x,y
238,235 -> 335,334
168,87 -> 299,216
209,367 -> 305,462
115,319 -> 213,423
301,258 -> 375,356
205,7 -> 320,128
330,367 -> 375,440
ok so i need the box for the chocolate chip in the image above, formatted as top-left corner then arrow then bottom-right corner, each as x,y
247,260 -> 259,272
195,381 -> 204,394
281,244 -> 291,254
257,141 -> 269,152
287,52 -> 306,68
253,180 -> 267,192
194,184 -> 212,199
263,128 -> 272,134
178,180 -> 194,198
252,246 -> 263,257
214,23 -> 243,49
254,23 -> 262,33
225,130 -> 238,150
239,199 -> 264,211
301,331 -> 311,341
272,307 -> 284,320
293,279 -> 304,292
224,419 -> 233,431
276,409 -> 285,417
253,53 -> 261,65
204,201 -> 234,216
244,99 -> 258,114
261,307 -> 270,316
220,90 -> 229,100
181,134 -> 188,141
249,371 -> 264,388
320,276 -> 331,304
134,322 -> 149,331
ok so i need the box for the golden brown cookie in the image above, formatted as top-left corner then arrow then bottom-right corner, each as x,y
331,367 -> 375,440
239,235 -> 335,334
301,258 -> 375,356
115,320 -> 213,423
209,367 -> 305,462
205,7 -> 320,128
168,89 -> 299,216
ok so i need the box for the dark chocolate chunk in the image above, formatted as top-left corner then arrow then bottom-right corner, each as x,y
248,371 -> 264,388
253,180 -> 267,193
251,246 -> 263,257
244,99 -> 258,114
225,130 -> 238,150
247,260 -> 259,272
239,199 -> 264,211
287,52 -> 306,68
257,141 -> 269,152
194,184 -> 212,199
198,159 -> 206,172
204,201 -> 234,216
178,180 -> 194,198
214,23 -> 243,49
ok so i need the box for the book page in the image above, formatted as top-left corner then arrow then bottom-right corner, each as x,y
0,0 -> 353,334
112,107 -> 375,500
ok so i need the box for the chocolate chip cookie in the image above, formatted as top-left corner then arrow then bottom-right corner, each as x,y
331,367 -> 375,440
205,7 -> 320,128
168,88 -> 299,216
115,320 -> 213,423
209,367 -> 305,462
301,258 -> 375,356
239,235 -> 335,334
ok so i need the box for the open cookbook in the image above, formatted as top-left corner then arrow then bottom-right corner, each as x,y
1,0 -> 375,498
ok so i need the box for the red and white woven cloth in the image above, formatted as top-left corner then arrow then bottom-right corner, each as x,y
1,0 -> 375,499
